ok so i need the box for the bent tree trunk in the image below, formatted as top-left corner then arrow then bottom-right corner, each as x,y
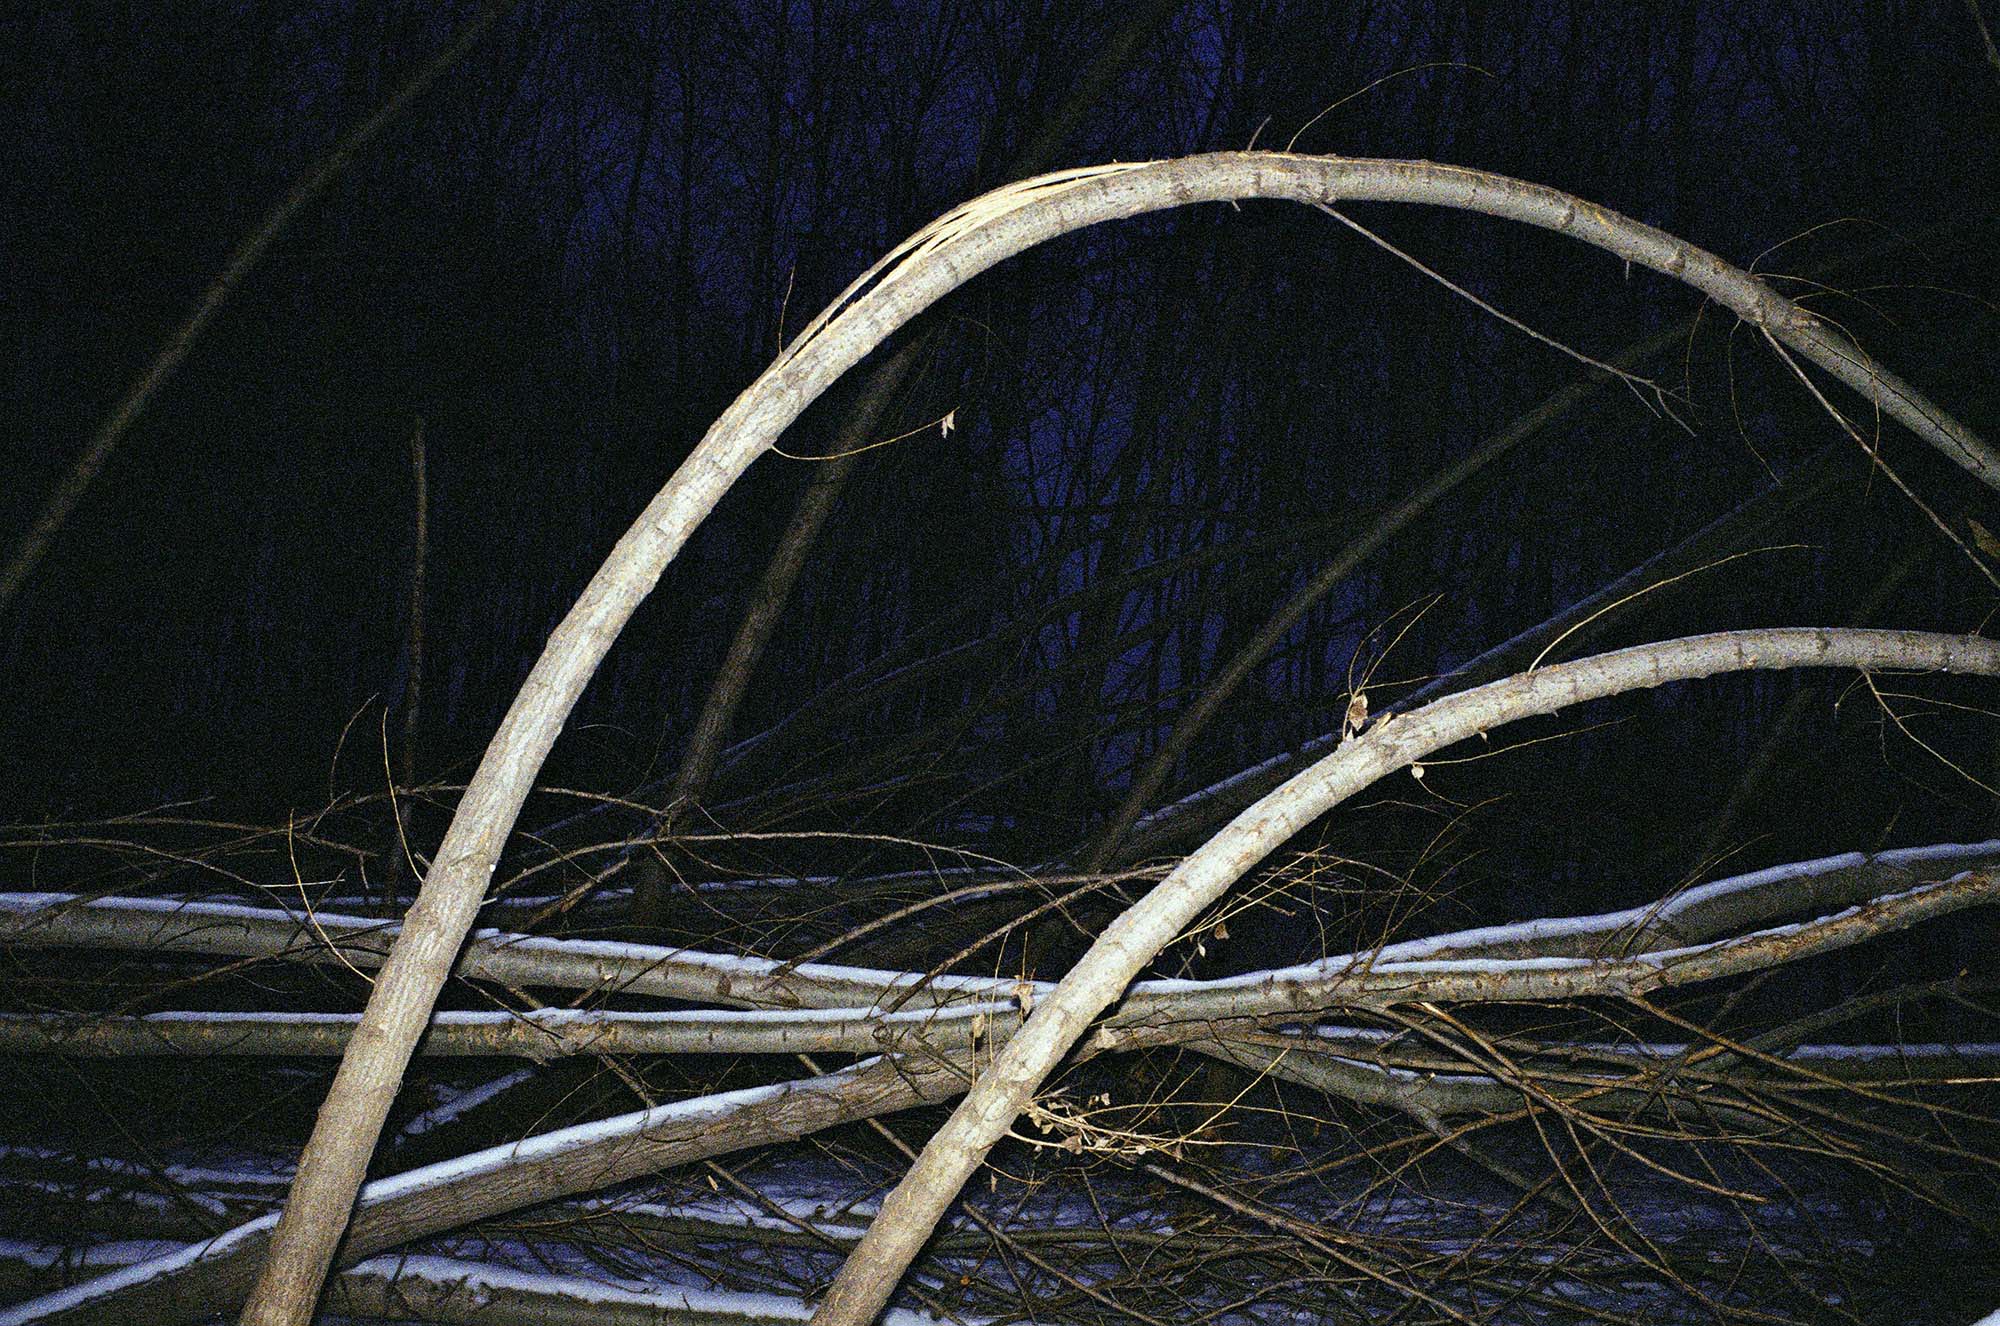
807,627 -> 2000,1326
240,152 -> 2000,1326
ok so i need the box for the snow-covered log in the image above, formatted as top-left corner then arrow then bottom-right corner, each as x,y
0,1055 -> 965,1326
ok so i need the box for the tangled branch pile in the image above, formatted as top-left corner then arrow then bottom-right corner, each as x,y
4,636 -> 2000,1325
4,135 -> 1999,1325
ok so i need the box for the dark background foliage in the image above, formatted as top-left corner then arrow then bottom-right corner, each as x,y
2,0 -> 1996,916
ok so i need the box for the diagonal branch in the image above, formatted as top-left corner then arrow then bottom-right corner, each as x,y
0,1055 -> 964,1326
1114,443 -> 1851,860
0,3 -> 511,621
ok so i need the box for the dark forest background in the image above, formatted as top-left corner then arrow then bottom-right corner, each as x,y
3,0 -> 1997,916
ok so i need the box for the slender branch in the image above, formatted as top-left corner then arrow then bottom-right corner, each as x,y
0,890 -> 1029,1011
1086,320 -> 1702,868
1970,0 -> 2000,81
397,416 -> 428,795
0,1002 -> 1010,1060
1116,444 -> 1850,860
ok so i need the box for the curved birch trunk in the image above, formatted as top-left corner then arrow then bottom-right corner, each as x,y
242,152 -> 2000,1326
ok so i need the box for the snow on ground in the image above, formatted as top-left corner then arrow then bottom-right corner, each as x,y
3,1119 -> 1994,1324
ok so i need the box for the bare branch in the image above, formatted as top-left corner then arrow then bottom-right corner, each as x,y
0,5 -> 510,622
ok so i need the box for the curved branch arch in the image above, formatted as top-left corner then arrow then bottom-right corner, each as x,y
242,153 -> 2000,1325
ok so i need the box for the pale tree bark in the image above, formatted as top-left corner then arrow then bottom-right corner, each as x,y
10,834 -> 1992,1044
11,891 -> 1992,1326
0,4 -> 509,622
0,1004 -> 1007,1060
807,627 -> 2000,1326
242,152 -> 2000,1326
7,852 -> 1993,1060
1182,1030 -> 2000,1128
6,809 -> 1993,1325
0,889 -> 1028,1011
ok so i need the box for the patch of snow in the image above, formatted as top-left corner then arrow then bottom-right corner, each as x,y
0,1143 -> 290,1190
393,1068 -> 538,1142
0,1241 -> 975,1326
0,1238 -> 182,1269
0,1063 -> 893,1324
365,1071 -> 811,1203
